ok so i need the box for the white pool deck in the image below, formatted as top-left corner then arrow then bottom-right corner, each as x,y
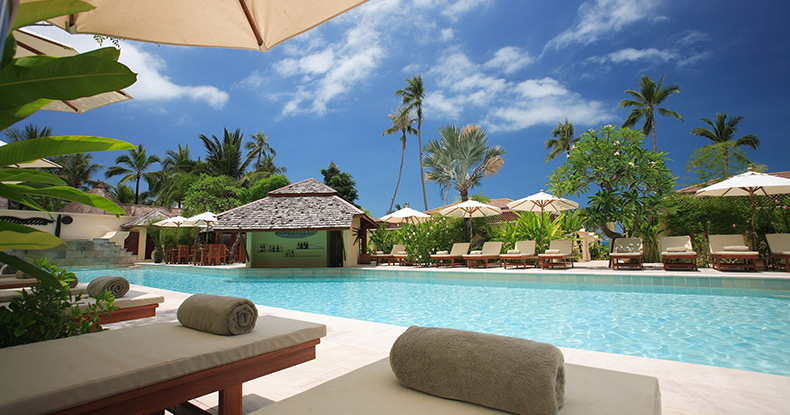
105,260 -> 790,415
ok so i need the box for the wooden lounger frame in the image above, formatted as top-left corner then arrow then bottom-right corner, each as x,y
95,303 -> 159,325
52,339 -> 320,415
465,256 -> 500,268
501,256 -> 537,269
662,253 -> 698,271
432,256 -> 466,267
610,254 -> 643,270
710,253 -> 758,272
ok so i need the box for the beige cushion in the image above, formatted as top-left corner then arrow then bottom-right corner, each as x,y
469,251 -> 482,255
722,245 -> 749,251
75,289 -> 164,311
397,251 -> 407,255
545,249 -> 560,254
0,284 -> 88,303
0,316 -> 326,415
435,251 -> 449,255
666,247 -> 688,252
506,249 -> 520,254
662,251 -> 697,257
375,251 -> 384,255
0,278 -> 37,288
250,358 -> 660,415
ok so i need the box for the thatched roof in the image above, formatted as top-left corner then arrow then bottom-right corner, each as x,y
121,210 -> 171,229
58,183 -> 182,217
215,178 -> 376,231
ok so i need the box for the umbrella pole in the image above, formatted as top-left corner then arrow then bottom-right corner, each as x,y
750,191 -> 757,251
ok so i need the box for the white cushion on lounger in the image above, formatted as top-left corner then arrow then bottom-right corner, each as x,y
544,249 -> 560,254
74,289 -> 164,311
250,358 -> 660,415
666,247 -> 688,252
0,316 -> 326,415
506,249 -> 520,254
0,283 -> 87,303
434,251 -> 449,255
662,251 -> 697,256
469,251 -> 482,255
722,245 -> 749,251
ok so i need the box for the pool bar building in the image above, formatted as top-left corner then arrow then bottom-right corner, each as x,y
215,178 -> 378,268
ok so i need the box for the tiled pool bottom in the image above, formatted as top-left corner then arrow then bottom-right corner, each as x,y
76,266 -> 790,377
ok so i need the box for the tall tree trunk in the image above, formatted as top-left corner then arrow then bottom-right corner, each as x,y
417,115 -> 428,211
651,115 -> 657,152
461,192 -> 472,243
724,149 -> 729,178
389,137 -> 406,213
135,174 -> 140,204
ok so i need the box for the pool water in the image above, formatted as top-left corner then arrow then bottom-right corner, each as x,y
75,268 -> 790,377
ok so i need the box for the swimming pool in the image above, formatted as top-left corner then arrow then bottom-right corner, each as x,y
74,267 -> 790,377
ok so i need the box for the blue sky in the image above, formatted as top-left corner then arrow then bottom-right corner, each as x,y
22,0 -> 790,217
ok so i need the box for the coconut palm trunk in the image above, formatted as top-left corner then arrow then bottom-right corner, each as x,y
417,116 -> 428,211
389,133 -> 406,213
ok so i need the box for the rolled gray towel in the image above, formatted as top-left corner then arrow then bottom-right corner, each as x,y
86,276 -> 128,297
390,326 -> 565,415
1,264 -> 17,275
177,294 -> 258,336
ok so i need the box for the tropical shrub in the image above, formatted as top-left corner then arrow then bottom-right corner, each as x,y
182,174 -> 243,216
240,174 -> 290,204
368,224 -> 394,254
491,211 -> 583,253
0,258 -> 116,348
395,217 -> 466,265
549,125 -> 676,240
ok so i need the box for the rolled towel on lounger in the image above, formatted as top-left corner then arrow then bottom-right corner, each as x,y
86,276 -> 129,298
177,293 -> 258,335
390,326 -> 565,415
507,249 -> 521,254
544,249 -> 560,254
1,264 -> 17,275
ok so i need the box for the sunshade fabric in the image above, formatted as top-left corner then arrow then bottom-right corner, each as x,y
694,170 -> 790,197
185,212 -> 218,226
29,0 -> 371,52
507,190 -> 578,212
439,200 -> 501,218
13,29 -> 133,113
153,216 -> 189,227
380,207 -> 430,224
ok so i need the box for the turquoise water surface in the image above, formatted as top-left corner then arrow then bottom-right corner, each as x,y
75,268 -> 790,377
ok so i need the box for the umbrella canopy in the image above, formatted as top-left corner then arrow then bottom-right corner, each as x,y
13,29 -> 133,113
28,0 -> 371,52
0,139 -> 61,168
152,216 -> 189,228
439,200 -> 502,218
696,168 -> 790,249
185,212 -> 218,227
380,207 -> 430,224
507,190 -> 579,213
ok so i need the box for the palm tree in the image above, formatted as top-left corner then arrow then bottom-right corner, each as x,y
382,106 -> 417,213
395,75 -> 428,210
199,128 -> 251,180
620,74 -> 684,152
105,144 -> 161,204
423,124 -> 506,241
244,131 -> 275,170
544,119 -> 576,163
691,113 -> 760,178
51,153 -> 103,190
3,123 -> 53,141
152,144 -> 197,207
112,183 -> 136,204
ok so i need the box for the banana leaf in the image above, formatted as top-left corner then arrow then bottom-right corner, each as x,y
0,221 -> 65,251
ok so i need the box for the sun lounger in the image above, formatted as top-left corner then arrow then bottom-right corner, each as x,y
610,237 -> 644,270
660,236 -> 698,271
499,240 -> 537,269
766,233 -> 790,272
708,234 -> 759,272
0,315 -> 326,415
538,239 -> 575,269
0,286 -> 164,325
249,357 -> 661,415
430,243 -> 470,267
371,244 -> 406,266
0,274 -> 38,289
392,248 -> 413,266
463,241 -> 503,268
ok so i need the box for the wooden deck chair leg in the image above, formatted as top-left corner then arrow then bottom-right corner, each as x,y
219,383 -> 243,415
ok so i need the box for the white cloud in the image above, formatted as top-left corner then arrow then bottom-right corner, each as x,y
546,0 -> 661,50
441,0 -> 492,20
425,49 -> 613,131
588,47 -> 678,64
25,26 -> 230,109
483,47 -> 534,74
583,30 -> 711,68
440,28 -> 455,42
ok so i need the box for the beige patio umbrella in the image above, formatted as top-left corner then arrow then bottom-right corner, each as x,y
26,0 -> 371,52
380,207 -> 430,224
440,200 -> 501,242
507,190 -> 579,251
696,168 -> 790,249
13,28 -> 133,113
152,215 -> 189,242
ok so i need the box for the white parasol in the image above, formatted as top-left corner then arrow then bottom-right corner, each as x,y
380,207 -> 430,224
439,200 -> 502,218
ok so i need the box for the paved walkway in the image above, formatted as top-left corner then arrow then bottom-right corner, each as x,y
107,282 -> 790,415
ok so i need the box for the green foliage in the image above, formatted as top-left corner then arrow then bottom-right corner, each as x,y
240,174 -> 290,204
182,174 -> 243,216
549,125 -> 676,239
199,128 -> 251,180
587,236 -> 609,260
0,257 -> 116,348
368,224 -> 395,254
545,118 -> 576,163
394,217 -> 466,265
690,113 -> 760,178
321,161 -> 359,207
491,212 -> 568,253
633,216 -> 663,263
105,143 -> 161,205
620,74 -> 683,152
685,144 -> 763,185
